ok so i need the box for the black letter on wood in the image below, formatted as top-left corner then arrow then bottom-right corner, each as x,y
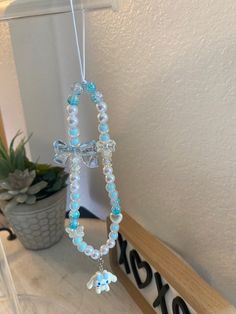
118,233 -> 131,274
129,249 -> 153,289
172,296 -> 191,314
153,272 -> 169,314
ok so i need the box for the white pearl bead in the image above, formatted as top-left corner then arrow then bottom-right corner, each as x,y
105,174 -> 115,183
67,116 -> 78,127
85,245 -> 94,256
103,166 -> 113,176
96,102 -> 107,113
110,213 -> 123,224
106,238 -> 116,248
91,249 -> 101,260
98,112 -> 108,123
67,105 -> 78,115
70,182 -> 80,193
100,244 -> 109,256
70,174 -> 80,182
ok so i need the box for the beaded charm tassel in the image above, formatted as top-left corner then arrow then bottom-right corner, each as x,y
53,1 -> 122,294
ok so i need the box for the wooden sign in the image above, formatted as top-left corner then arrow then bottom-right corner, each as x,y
107,211 -> 236,314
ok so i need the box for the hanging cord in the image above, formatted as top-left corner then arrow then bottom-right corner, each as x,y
69,0 -> 86,82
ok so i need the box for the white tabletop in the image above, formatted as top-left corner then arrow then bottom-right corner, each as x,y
0,219 -> 141,314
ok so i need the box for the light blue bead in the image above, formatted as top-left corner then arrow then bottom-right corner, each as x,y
71,193 -> 80,200
67,95 -> 79,106
98,123 -> 109,133
69,128 -> 79,136
110,223 -> 120,232
109,190 -> 118,200
73,237 -> 83,246
70,138 -> 80,146
110,232 -> 118,240
112,206 -> 121,215
71,202 -> 80,210
69,211 -> 80,219
99,133 -> 110,142
69,221 -> 78,230
78,241 -> 87,252
85,81 -> 96,93
106,183 -> 116,192
111,198 -> 120,207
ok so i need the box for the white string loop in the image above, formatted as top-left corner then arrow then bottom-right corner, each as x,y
69,0 -> 86,82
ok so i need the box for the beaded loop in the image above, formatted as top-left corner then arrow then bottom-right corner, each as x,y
54,81 -> 123,261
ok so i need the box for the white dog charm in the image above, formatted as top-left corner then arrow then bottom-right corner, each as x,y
87,270 -> 117,294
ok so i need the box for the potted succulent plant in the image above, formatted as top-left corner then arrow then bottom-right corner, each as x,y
0,131 -> 68,250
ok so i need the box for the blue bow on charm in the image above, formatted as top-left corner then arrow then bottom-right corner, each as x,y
53,140 -> 99,168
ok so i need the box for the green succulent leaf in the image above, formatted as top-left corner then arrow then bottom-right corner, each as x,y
1,132 -> 68,206
9,130 -> 21,170
0,159 -> 11,179
15,194 -> 28,203
0,137 -> 9,161
25,195 -> 36,205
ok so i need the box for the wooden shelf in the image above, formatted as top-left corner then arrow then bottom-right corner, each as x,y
108,211 -> 236,314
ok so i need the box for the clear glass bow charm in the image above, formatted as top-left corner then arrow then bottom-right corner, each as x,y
53,140 -> 99,168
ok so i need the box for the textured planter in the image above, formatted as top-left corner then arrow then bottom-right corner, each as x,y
1,188 -> 66,250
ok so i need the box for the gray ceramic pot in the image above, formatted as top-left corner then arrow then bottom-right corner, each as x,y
2,188 -> 66,250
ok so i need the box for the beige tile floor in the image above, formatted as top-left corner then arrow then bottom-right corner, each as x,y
1,219 -> 141,314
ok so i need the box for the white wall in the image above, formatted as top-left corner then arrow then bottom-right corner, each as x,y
0,22 -> 28,147
84,0 -> 236,305
7,0 -> 236,306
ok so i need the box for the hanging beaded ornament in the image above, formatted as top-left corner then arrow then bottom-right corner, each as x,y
53,1 -> 122,294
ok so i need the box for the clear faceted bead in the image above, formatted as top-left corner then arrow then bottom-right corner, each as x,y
70,163 -> 81,172
108,140 -> 116,152
96,141 -> 104,152
74,225 -> 84,237
102,158 -> 112,166
103,150 -> 112,159
71,82 -> 83,95
66,228 -> 77,238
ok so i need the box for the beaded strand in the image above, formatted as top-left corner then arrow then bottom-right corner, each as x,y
64,80 -> 123,261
